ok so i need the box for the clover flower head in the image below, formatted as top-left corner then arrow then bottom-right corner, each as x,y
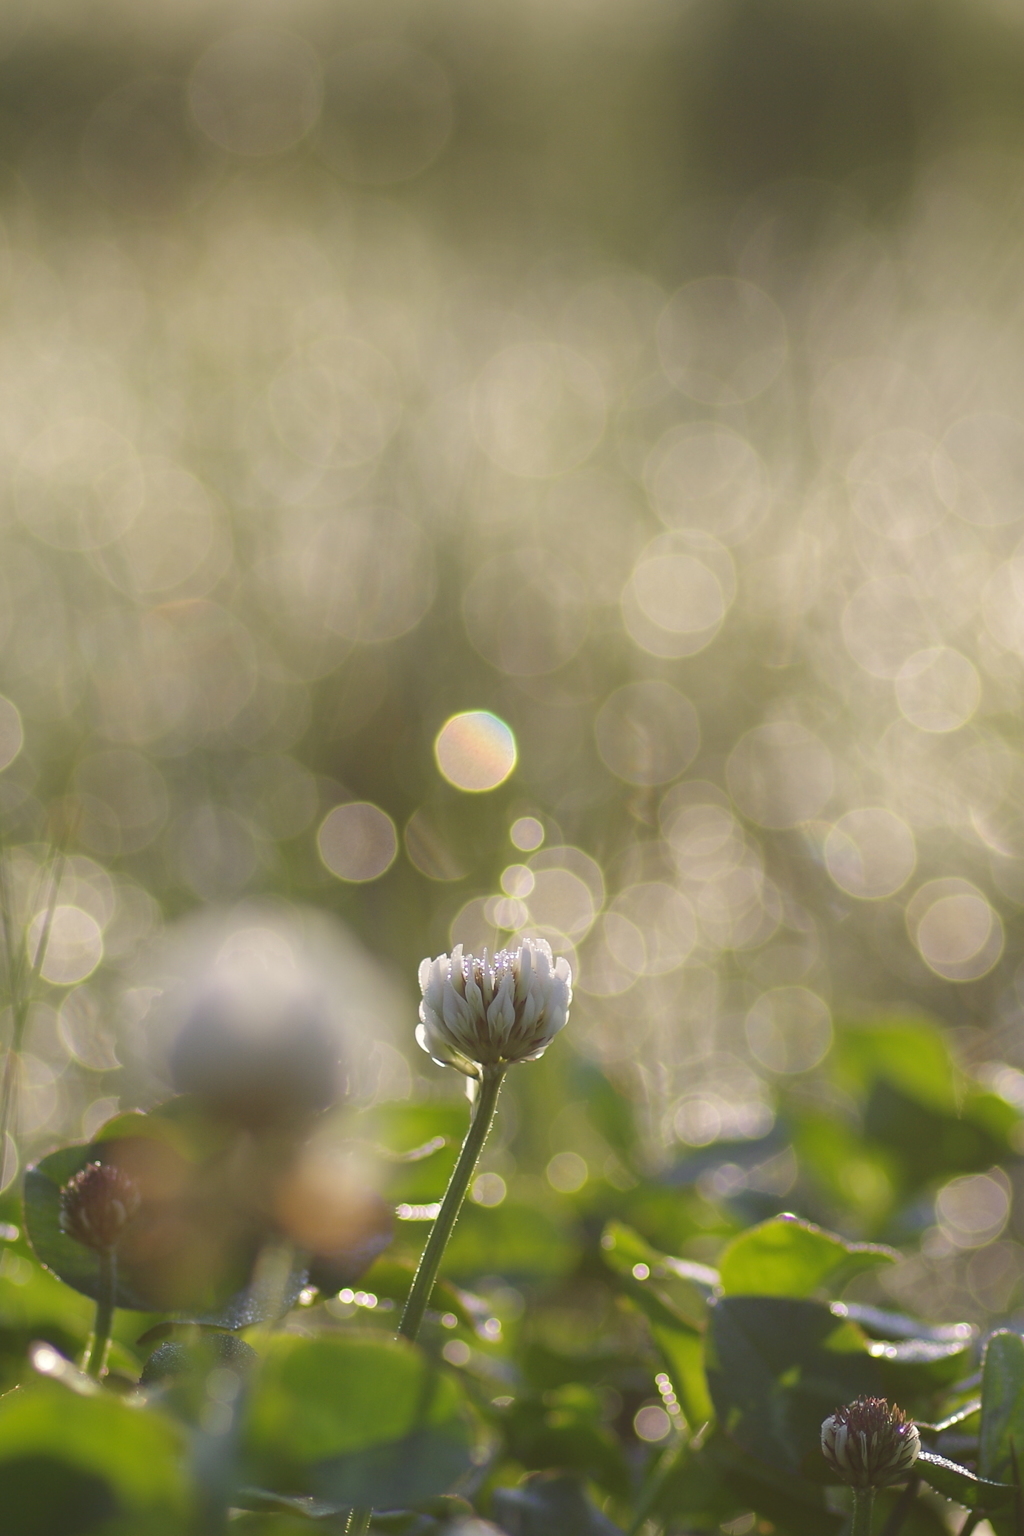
59,1162 -> 141,1253
821,1397 -> 920,1488
417,936 -> 572,1077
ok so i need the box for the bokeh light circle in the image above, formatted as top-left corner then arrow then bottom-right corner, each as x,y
188,28 -> 323,157
657,277 -> 787,405
0,695 -> 23,772
462,550 -> 589,676
942,412 -> 1024,527
745,987 -> 833,1074
895,646 -> 981,733
622,531 -> 735,659
471,343 -> 606,478
435,711 -> 517,792
317,803 -> 397,882
595,681 -> 699,787
29,905 -> 104,986
906,878 -> 1004,981
824,808 -> 916,899
727,722 -> 834,828
936,1173 -> 1010,1249
645,423 -> 772,545
510,816 -> 544,852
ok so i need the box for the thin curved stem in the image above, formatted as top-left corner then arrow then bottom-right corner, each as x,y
345,1067 -> 506,1536
84,1247 -> 116,1378
398,1065 -> 505,1342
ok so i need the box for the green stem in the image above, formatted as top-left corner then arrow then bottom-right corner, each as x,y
398,1065 -> 505,1342
84,1248 -> 116,1378
0,843 -> 67,1177
345,1067 -> 506,1536
852,1488 -> 876,1536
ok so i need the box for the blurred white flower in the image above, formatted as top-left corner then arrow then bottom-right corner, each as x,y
821,1397 -> 920,1488
417,937 -> 572,1077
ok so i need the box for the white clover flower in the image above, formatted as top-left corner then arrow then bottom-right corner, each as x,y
417,937 -> 572,1077
821,1398 -> 920,1489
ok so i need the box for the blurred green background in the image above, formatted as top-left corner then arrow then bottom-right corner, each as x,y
6,0 -> 1024,1332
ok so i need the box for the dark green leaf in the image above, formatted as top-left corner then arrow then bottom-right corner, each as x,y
834,1016 -> 960,1111
235,1486 -> 348,1518
0,1378 -> 191,1533
915,1450 -> 1015,1512
187,1253 -> 310,1330
315,1427 -> 472,1509
979,1330 -> 1024,1486
655,1431 -> 842,1536
863,1081 -> 1011,1191
717,1214 -> 896,1297
868,1334 -> 978,1396
230,1517 -> 346,1534
875,1481 -> 950,1536
599,1222 -> 718,1427
836,1303 -> 976,1345
499,1386 -> 631,1498
243,1331 -> 472,1507
24,1137 -> 307,1322
706,1295 -> 883,1472
0,1455 -> 118,1536
600,1220 -> 719,1330
491,1472 -> 624,1535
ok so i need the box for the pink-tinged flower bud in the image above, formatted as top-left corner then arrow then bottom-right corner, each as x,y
821,1397 -> 920,1488
59,1162 -> 141,1253
417,937 -> 572,1077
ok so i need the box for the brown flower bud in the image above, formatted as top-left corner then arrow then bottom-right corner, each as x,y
821,1397 -> 920,1489
59,1162 -> 141,1253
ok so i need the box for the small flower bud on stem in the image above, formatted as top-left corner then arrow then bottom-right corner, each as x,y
348,941 -> 573,1536
821,1397 -> 921,1536
59,1162 -> 140,1378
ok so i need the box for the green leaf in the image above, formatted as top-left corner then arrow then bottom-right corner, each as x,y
865,1080 -> 1012,1190
24,1137 -> 307,1322
835,1015 -> 960,1112
915,1449 -> 1016,1512
655,1431 -> 842,1536
836,1303 -> 975,1346
229,1519 -> 335,1535
441,1201 -> 578,1284
599,1222 -> 718,1428
0,1243 -> 97,1389
243,1331 -> 472,1507
499,1386 -> 631,1499
867,1334 -> 978,1396
706,1295 -> 883,1473
491,1472 -> 624,1535
717,1215 -> 896,1297
234,1487 -> 346,1519
355,1102 -> 465,1205
0,1378 -> 191,1533
650,1323 -> 715,1429
600,1221 -> 719,1330
980,1330 -> 1024,1487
